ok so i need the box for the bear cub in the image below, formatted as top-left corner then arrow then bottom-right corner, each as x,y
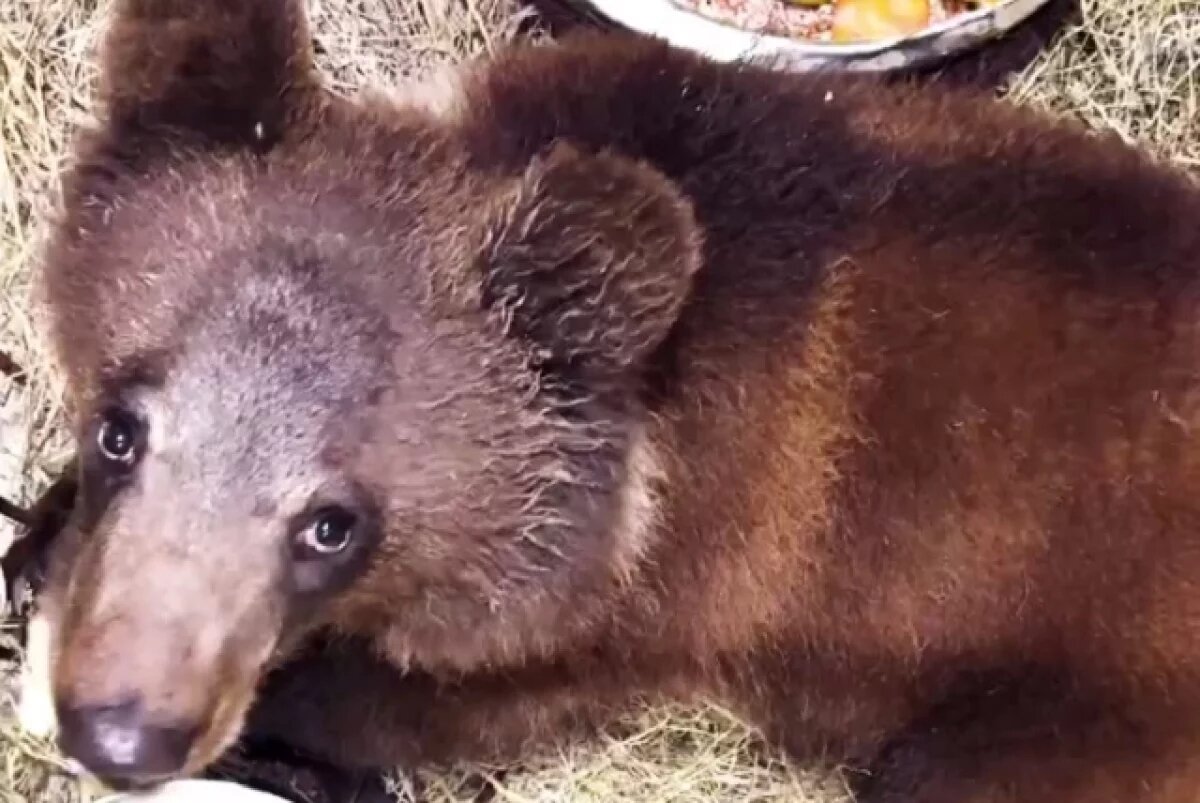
14,0 -> 1200,802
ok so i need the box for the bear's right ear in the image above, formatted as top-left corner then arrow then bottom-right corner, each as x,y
478,143 -> 703,385
93,0 -> 318,156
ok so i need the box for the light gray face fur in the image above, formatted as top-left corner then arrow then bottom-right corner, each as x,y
148,266 -> 383,524
122,261 -> 388,590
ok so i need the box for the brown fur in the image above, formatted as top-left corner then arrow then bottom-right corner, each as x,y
30,0 -> 1200,800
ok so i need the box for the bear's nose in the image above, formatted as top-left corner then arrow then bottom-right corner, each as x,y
57,698 -> 195,787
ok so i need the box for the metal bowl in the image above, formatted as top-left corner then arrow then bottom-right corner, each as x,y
560,0 -> 1055,72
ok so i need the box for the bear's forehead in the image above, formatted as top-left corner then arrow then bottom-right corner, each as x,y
76,142 -> 549,487
96,148 -> 475,319
87,247 -> 386,488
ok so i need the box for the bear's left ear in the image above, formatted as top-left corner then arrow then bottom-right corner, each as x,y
94,0 -> 319,156
479,143 -> 703,383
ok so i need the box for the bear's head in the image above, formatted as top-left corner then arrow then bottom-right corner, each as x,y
30,0 -> 700,788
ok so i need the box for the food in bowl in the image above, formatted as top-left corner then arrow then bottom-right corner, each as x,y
676,0 -> 1007,42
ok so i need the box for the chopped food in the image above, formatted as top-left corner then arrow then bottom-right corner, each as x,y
831,0 -> 930,42
677,0 -> 1006,42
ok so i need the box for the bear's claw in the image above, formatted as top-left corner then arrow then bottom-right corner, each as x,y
0,459 -> 78,616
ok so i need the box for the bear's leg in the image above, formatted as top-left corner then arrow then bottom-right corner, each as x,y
236,633 -> 627,791
852,666 -> 1200,803
203,737 -> 394,803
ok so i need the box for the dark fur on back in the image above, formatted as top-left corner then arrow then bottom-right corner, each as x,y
31,1 -> 1200,800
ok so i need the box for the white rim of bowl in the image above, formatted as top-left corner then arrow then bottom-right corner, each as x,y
93,779 -> 293,802
566,0 -> 1055,69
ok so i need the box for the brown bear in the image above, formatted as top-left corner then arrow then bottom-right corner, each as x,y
16,0 -> 1200,801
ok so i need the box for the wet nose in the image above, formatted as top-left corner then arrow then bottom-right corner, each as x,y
57,698 -> 195,786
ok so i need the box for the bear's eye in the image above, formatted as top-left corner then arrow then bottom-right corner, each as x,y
300,506 -> 358,556
96,408 -> 143,467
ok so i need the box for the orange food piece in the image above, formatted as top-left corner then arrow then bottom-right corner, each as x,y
830,0 -> 931,42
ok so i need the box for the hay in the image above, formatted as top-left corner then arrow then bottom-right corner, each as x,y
1007,0 -> 1199,167
390,705 -> 848,803
2,0 -> 104,798
0,0 -> 1197,800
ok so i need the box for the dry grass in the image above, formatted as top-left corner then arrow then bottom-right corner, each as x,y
1008,0 -> 1199,167
1,0 -> 1198,800
388,705 -> 849,803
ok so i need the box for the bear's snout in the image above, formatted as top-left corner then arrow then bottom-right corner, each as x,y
56,697 -> 196,788
50,614 -> 272,786
48,552 -> 284,785
50,618 -> 229,787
